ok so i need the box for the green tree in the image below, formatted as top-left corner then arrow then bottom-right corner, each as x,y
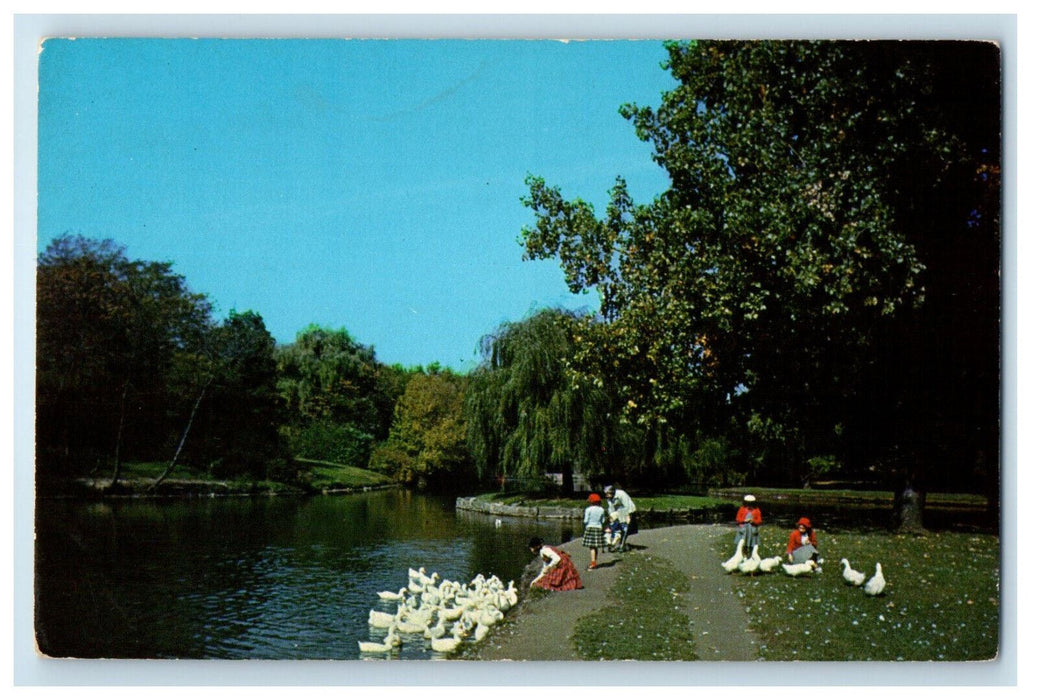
369,370 -> 472,488
275,326 -> 381,466
521,41 -> 1000,525
464,309 -> 614,492
196,310 -> 287,479
36,235 -> 212,485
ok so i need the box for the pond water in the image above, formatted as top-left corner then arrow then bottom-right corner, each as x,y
34,489 -> 578,660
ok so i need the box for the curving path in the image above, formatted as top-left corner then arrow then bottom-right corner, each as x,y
472,524 -> 762,661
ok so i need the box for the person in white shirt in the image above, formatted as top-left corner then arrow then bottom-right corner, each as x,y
604,484 -> 637,552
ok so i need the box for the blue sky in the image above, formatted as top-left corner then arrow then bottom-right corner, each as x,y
37,38 -> 676,370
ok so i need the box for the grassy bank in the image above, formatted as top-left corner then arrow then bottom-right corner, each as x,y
470,492 -> 730,511
63,459 -> 394,497
293,458 -> 395,491
570,554 -> 700,660
712,529 -> 1000,661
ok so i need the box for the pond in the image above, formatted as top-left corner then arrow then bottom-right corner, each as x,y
34,489 -> 578,660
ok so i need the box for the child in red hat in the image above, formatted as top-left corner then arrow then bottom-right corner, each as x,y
582,493 -> 607,570
787,516 -> 822,567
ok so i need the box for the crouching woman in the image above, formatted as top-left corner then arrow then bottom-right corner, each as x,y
528,537 -> 584,591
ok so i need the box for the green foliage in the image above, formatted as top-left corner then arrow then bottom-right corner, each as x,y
280,420 -> 372,469
805,454 -> 841,486
276,326 -> 380,425
573,553 -> 699,660
199,310 -> 286,479
464,309 -> 615,487
684,434 -> 745,487
276,326 -> 385,466
36,235 -> 213,475
369,370 -> 472,487
717,530 -> 999,661
521,40 -> 1000,489
35,236 -> 293,484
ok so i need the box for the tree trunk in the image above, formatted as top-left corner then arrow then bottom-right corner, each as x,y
893,483 -> 926,533
561,466 -> 574,495
109,382 -> 130,489
151,378 -> 211,490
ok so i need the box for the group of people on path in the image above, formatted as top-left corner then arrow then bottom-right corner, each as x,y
528,484 -> 637,591
734,493 -> 822,565
530,489 -> 823,592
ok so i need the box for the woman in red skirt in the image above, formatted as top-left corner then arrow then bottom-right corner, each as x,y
527,537 -> 584,591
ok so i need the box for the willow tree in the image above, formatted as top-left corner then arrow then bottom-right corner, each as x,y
275,326 -> 382,467
465,309 -> 614,492
521,41 -> 1000,527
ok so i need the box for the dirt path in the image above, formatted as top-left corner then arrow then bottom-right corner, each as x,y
472,524 -> 762,661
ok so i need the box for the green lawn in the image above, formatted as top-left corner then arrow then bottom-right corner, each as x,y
571,554 -> 700,660
294,458 -> 394,490
566,527 -> 999,662
714,529 -> 1000,661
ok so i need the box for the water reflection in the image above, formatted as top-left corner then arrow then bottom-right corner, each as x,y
34,490 -> 573,660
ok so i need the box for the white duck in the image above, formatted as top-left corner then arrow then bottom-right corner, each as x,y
759,555 -> 784,573
424,619 -> 447,639
367,606 -> 402,628
840,558 -> 866,586
473,621 -> 491,642
420,587 -> 442,607
430,631 -> 464,654
395,617 -> 427,635
738,544 -> 762,574
439,604 -> 465,622
864,563 -> 886,596
781,560 -> 818,577
722,539 -> 746,573
357,625 -> 401,654
377,586 -> 407,602
476,606 -> 504,627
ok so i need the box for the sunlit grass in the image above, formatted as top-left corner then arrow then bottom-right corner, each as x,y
572,553 -> 699,660
117,461 -> 210,480
714,530 -> 1000,661
294,458 -> 394,490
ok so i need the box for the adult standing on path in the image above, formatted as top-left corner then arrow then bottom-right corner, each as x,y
604,483 -> 637,552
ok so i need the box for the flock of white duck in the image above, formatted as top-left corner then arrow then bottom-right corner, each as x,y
358,566 -> 519,657
721,540 -> 886,596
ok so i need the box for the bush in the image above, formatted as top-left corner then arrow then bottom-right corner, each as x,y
282,420 -> 373,468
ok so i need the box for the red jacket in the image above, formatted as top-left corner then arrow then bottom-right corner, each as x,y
735,506 -> 762,526
787,527 -> 818,554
